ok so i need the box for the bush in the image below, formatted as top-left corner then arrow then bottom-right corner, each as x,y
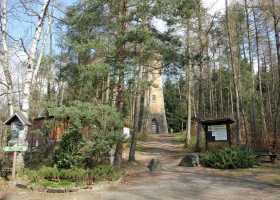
80,133 -> 121,167
53,128 -> 84,169
49,102 -> 123,169
200,147 -> 257,169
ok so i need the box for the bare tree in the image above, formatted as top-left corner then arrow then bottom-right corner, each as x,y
21,0 -> 51,119
0,0 -> 14,116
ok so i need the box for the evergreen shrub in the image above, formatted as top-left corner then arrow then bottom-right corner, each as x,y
200,147 -> 257,169
48,102 -> 123,169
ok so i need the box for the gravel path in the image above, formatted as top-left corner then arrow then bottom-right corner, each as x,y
5,134 -> 280,200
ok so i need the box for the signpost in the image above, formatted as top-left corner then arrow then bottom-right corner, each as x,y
12,152 -> 16,180
123,127 -> 130,139
3,145 -> 27,180
3,145 -> 27,152
3,112 -> 31,181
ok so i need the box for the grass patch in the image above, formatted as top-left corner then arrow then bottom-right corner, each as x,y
0,178 -> 8,192
22,164 -> 122,189
89,164 -> 121,182
207,163 -> 280,186
173,133 -> 186,143
136,144 -> 145,152
137,132 -> 149,142
270,177 -> 280,185
40,179 -> 76,189
172,132 -> 200,151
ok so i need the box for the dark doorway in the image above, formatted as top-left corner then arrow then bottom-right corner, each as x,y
151,119 -> 160,134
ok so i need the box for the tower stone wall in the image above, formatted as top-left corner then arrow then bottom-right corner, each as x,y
145,58 -> 168,134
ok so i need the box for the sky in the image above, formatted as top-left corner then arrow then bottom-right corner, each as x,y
153,0 -> 230,34
7,0 -> 232,60
9,0 -> 231,37
202,0 -> 227,15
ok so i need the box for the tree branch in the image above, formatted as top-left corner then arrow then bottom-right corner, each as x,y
0,90 -> 22,97
20,38 -> 30,58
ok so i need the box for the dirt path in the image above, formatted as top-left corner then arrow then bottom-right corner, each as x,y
5,134 -> 280,200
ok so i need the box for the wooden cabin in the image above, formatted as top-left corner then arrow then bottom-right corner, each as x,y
27,111 -> 68,149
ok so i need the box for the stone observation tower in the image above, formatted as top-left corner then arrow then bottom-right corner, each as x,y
145,56 -> 168,134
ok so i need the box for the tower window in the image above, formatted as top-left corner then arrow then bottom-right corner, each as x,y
152,95 -> 156,102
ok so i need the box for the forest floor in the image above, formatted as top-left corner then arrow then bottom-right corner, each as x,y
3,134 -> 280,200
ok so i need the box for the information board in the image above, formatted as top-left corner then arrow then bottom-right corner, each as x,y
208,125 -> 227,141
123,127 -> 130,139
3,145 -> 27,152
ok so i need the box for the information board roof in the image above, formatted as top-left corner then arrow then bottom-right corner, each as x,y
200,118 -> 234,126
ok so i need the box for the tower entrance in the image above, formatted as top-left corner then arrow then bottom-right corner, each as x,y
151,119 -> 160,134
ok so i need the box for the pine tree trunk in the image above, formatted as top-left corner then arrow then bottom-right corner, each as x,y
225,0 -> 241,144
113,0 -> 128,167
253,9 -> 267,137
114,71 -> 125,167
186,62 -> 192,147
195,2 -> 203,151
218,49 -> 224,117
244,0 -> 257,140
184,20 -> 192,147
47,5 -> 54,101
129,65 -> 143,161
272,0 -> 280,150
265,24 -> 274,130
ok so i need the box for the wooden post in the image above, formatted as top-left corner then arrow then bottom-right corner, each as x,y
226,123 -> 232,147
12,151 -> 17,180
110,149 -> 114,166
204,125 -> 208,151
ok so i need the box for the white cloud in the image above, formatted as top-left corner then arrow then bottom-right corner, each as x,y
152,1 -> 236,33
202,0 -> 235,15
